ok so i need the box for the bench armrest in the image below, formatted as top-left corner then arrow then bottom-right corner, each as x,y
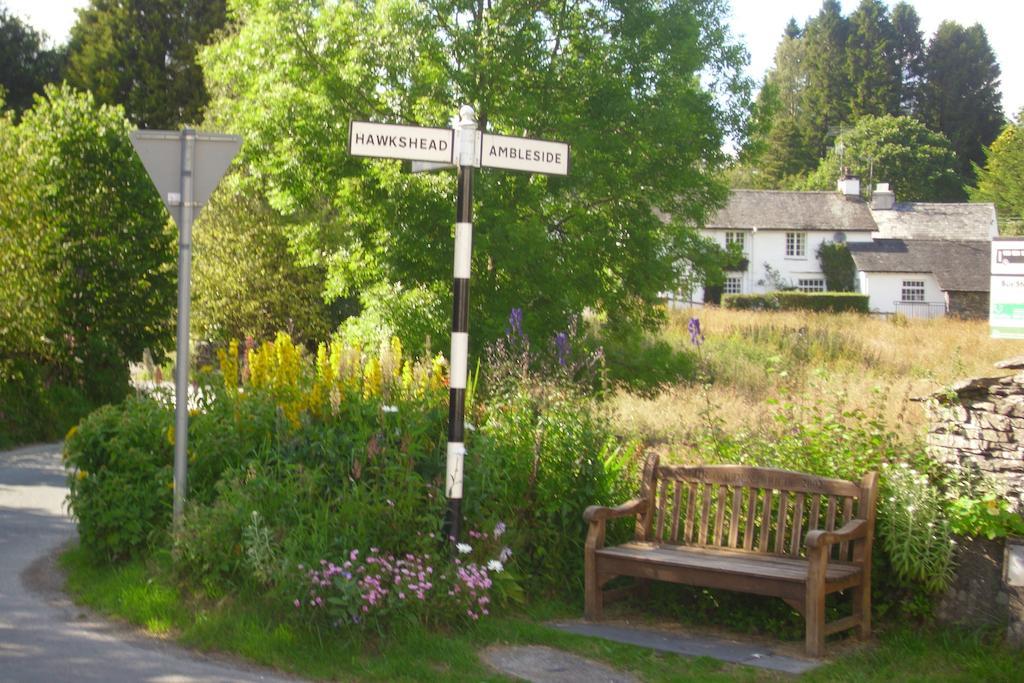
805,519 -> 867,550
583,498 -> 648,525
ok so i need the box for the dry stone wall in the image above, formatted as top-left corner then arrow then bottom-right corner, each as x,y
924,370 -> 1024,512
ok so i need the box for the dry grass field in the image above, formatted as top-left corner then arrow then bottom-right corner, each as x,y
609,306 -> 1024,452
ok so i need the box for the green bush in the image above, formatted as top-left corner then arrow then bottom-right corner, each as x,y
696,390 -> 955,601
64,396 -> 174,560
466,383 -> 640,596
0,360 -> 93,448
723,291 -> 869,313
599,328 -> 697,394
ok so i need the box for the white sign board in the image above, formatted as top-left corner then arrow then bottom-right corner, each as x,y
990,238 -> 1024,339
480,133 -> 570,176
349,121 -> 453,164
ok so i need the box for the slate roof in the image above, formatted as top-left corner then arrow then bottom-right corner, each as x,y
706,190 -> 876,232
870,202 -> 997,241
847,239 -> 991,292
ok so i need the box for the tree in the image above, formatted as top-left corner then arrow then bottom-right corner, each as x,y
920,21 -> 1004,183
66,0 -> 226,128
803,114 -> 964,202
0,5 -> 65,115
890,2 -> 925,116
192,173 -> 337,345
845,0 -> 900,119
200,0 -> 753,348
971,113 -> 1024,234
15,84 -> 176,401
800,1 -> 853,159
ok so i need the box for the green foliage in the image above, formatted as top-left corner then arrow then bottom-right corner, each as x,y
876,463 -> 954,593
698,389 -> 955,597
66,0 -> 226,128
0,360 -> 91,448
919,21 -> 1004,183
16,84 -> 177,403
599,330 -> 696,395
467,380 -> 639,597
723,291 -> 869,313
971,114 -> 1024,235
63,396 -> 175,561
816,241 -> 856,292
0,6 -> 65,115
200,0 -> 752,347
846,0 -> 901,119
803,114 -> 965,201
192,173 -> 336,346
946,494 -> 1024,540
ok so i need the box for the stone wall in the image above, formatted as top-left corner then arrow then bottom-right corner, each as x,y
946,291 -> 989,320
924,371 -> 1024,512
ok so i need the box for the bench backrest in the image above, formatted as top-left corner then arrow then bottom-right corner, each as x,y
636,454 -> 877,561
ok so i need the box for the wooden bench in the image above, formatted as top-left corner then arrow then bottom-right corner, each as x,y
583,453 -> 879,657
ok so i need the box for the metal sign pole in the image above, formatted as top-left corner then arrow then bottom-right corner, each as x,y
173,128 -> 195,530
443,106 -> 478,544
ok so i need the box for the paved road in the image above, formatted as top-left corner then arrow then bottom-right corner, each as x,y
0,442 -> 298,683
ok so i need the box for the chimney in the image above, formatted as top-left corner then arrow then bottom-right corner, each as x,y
836,169 -> 860,198
872,183 -> 895,210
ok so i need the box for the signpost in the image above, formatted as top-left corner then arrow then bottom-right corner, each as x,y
991,238 -> 1024,340
347,107 -> 570,542
130,129 -> 242,529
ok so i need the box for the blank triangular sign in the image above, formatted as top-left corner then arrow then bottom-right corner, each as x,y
130,130 -> 242,229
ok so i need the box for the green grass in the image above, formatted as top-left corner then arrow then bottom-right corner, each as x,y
59,544 -> 1024,682
59,544 -> 772,681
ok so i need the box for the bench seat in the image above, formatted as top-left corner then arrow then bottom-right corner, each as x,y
583,454 -> 879,657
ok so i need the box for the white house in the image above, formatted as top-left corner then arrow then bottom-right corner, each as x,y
679,177 -> 998,319
686,176 -> 875,303
846,182 -> 997,318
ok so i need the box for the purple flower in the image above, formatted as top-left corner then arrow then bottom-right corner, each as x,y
506,308 -> 524,338
494,521 -> 506,538
687,317 -> 704,346
554,332 -> 570,366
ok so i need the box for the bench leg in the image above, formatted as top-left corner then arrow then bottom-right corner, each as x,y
584,556 -> 602,620
852,585 -> 871,639
805,549 -> 827,657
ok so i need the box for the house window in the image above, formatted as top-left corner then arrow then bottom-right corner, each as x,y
724,276 -> 742,294
797,278 -> 825,292
785,232 -> 806,257
725,231 -> 745,250
902,280 -> 925,302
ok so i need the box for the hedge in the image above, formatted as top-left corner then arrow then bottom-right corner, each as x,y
722,292 -> 869,313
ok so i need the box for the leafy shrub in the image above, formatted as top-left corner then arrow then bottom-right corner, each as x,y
947,494 -> 1024,540
816,241 -> 856,292
723,291 -> 869,313
0,359 -> 93,448
697,390 -> 956,598
599,328 -> 697,394
467,382 -> 640,596
64,396 -> 174,560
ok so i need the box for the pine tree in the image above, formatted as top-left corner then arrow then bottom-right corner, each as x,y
891,2 -> 925,116
845,0 -> 900,119
920,21 -> 1004,183
800,0 -> 852,160
66,0 -> 226,129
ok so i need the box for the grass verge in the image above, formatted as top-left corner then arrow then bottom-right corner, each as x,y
59,544 -> 770,681
60,544 -> 1023,682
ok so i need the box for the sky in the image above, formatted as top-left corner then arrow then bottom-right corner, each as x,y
5,0 -> 1023,117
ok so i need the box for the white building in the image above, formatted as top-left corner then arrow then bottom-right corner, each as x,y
681,178 -> 997,319
688,177 -> 875,302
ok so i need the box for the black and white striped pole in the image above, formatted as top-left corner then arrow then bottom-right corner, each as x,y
443,105 -> 478,544
347,107 -> 569,545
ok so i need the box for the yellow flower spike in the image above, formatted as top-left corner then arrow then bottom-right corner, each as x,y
401,360 -> 414,398
65,424 -> 78,441
390,337 -> 404,381
166,425 -> 175,445
76,469 -> 88,480
362,357 -> 381,399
